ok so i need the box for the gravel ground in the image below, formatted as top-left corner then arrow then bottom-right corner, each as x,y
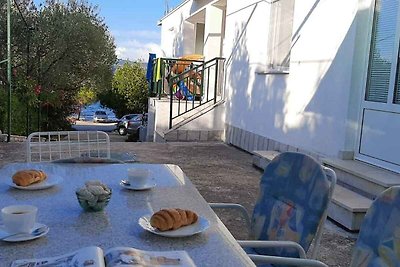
0,139 -> 356,266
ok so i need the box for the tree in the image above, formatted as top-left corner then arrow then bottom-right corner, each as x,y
99,62 -> 148,118
0,0 -> 116,134
76,86 -> 96,119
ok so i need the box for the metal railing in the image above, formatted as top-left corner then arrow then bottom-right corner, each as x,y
167,57 -> 225,129
151,57 -> 204,98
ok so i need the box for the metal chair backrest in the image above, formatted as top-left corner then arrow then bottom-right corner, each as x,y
350,186 -> 400,266
251,152 -> 336,258
27,131 -> 111,162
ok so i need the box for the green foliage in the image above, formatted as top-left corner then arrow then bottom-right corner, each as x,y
76,86 -> 97,119
77,86 -> 96,107
0,0 -> 116,135
99,62 -> 148,118
0,86 -> 60,136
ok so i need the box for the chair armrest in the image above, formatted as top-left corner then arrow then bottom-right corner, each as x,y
248,255 -> 328,267
238,240 -> 307,259
208,203 -> 251,229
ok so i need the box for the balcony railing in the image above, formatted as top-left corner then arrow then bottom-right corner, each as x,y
150,57 -> 204,98
167,57 -> 225,129
149,56 -> 225,129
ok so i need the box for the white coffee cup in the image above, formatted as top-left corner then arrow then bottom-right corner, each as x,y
128,168 -> 151,187
1,205 -> 38,233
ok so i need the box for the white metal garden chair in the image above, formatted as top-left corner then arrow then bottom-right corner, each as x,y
27,131 -> 111,163
210,152 -> 337,266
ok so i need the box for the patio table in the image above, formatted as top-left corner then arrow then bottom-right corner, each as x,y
0,162 -> 255,266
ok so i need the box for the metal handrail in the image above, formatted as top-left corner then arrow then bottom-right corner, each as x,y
169,57 -> 225,84
167,57 -> 225,129
150,57 -> 204,98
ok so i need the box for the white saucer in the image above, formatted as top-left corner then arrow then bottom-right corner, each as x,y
6,174 -> 63,190
0,223 -> 49,242
120,180 -> 156,191
138,215 -> 209,237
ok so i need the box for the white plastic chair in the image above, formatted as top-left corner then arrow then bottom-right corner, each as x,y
27,131 -> 111,162
210,152 -> 336,265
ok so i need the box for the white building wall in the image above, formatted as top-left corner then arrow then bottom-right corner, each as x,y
158,0 -> 367,158
224,0 -> 360,157
160,1 -> 196,57
160,0 -> 224,59
203,5 -> 224,59
179,103 -> 225,130
346,0 -> 374,155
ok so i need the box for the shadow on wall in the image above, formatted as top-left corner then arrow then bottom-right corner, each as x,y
225,3 -> 288,136
173,13 -> 185,57
226,0 -> 363,156
281,3 -> 361,149
189,0 -> 207,14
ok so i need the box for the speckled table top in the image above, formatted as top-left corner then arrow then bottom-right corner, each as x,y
0,163 -> 255,266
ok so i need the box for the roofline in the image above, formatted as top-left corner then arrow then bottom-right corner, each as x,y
159,0 -> 191,22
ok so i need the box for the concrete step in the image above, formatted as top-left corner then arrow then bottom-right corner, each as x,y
322,158 -> 400,199
252,150 -> 280,169
329,184 -> 372,231
153,99 -> 225,143
156,129 -> 223,142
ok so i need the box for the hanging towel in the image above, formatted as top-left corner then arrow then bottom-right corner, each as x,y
154,58 -> 162,82
146,53 -> 156,82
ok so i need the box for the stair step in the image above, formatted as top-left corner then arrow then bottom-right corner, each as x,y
162,130 -> 223,142
329,184 -> 372,231
252,150 -> 280,170
322,158 -> 400,198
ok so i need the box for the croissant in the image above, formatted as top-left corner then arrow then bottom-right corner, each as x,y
150,208 -> 198,231
12,170 -> 47,187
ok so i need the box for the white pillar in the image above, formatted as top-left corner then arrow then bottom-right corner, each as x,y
203,6 -> 224,60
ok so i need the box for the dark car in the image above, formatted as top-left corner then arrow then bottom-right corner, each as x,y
116,114 -> 139,135
127,113 -> 148,141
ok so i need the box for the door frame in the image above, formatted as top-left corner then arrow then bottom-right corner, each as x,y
354,0 -> 400,173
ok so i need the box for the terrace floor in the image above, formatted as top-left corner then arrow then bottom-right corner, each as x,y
0,139 -> 356,266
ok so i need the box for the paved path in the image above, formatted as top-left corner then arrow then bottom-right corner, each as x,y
72,120 -> 118,132
0,141 -> 355,266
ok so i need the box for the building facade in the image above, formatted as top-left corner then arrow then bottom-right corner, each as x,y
158,0 -> 400,174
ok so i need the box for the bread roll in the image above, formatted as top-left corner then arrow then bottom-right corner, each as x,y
150,208 -> 198,231
12,170 -> 47,186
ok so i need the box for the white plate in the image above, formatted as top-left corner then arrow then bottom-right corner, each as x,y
6,174 -> 63,190
120,180 -> 156,191
138,215 -> 209,237
0,223 -> 49,242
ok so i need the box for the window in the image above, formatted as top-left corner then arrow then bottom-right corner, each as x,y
267,0 -> 295,72
366,0 -> 400,104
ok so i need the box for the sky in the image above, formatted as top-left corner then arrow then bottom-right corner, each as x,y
35,0 -> 183,61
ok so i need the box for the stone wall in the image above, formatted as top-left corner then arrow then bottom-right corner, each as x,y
0,134 -> 26,142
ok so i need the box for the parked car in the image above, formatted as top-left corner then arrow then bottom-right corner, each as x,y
66,114 -> 78,124
116,114 -> 139,135
93,110 -> 108,123
127,113 -> 148,141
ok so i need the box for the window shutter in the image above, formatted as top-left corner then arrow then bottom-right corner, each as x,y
394,52 -> 400,104
366,0 -> 399,103
268,0 -> 295,70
